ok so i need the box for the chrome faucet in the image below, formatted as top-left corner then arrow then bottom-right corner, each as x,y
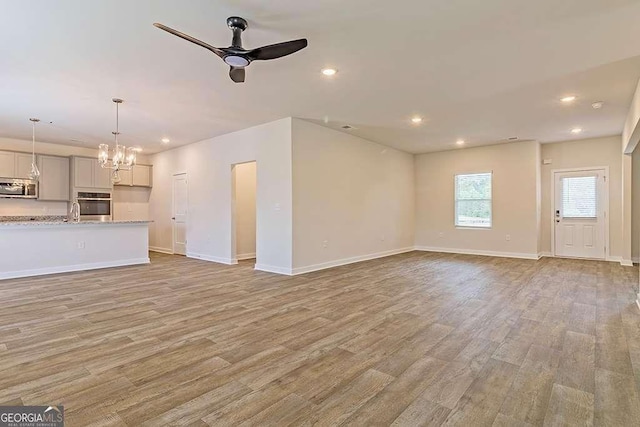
70,199 -> 80,223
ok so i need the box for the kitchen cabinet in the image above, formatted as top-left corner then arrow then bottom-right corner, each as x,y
0,151 -> 14,177
116,169 -> 132,186
38,155 -> 70,201
114,164 -> 153,187
133,165 -> 152,187
0,151 -> 37,179
15,154 -> 34,179
94,162 -> 112,189
72,157 -> 112,189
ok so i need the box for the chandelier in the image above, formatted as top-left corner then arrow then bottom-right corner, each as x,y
98,98 -> 136,183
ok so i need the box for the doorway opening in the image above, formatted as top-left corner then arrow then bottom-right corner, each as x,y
552,167 -> 608,260
232,162 -> 257,264
172,173 -> 188,256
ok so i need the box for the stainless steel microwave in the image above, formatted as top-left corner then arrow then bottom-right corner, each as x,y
0,178 -> 38,199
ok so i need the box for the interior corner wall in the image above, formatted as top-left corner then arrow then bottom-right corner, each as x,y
291,119 -> 415,273
415,140 -> 540,258
148,118 -> 293,273
233,161 -> 257,260
540,136 -> 623,259
633,148 -> 640,261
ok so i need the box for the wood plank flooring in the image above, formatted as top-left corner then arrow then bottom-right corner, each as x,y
0,251 -> 639,426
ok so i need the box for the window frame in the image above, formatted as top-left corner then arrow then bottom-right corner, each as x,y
454,171 -> 493,229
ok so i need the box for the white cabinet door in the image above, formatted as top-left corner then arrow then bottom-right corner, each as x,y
38,155 -> 70,201
114,168 -> 132,186
0,151 -> 16,178
74,157 -> 95,187
132,165 -> 152,187
15,153 -> 34,179
94,161 -> 112,189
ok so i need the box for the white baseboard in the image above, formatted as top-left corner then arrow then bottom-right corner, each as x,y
620,259 -> 634,267
538,251 -> 553,259
186,252 -> 237,265
254,263 -> 293,275
0,258 -> 150,281
291,247 -> 415,275
415,246 -> 539,260
149,246 -> 173,255
236,252 -> 256,261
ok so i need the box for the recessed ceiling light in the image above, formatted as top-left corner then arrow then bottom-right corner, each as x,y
456,139 -> 465,145
561,96 -> 576,103
592,101 -> 604,109
571,128 -> 583,134
411,117 -> 423,124
161,138 -> 170,143
321,68 -> 337,76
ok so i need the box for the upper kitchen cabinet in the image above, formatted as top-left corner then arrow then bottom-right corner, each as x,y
114,164 -> 153,187
72,156 -> 112,189
0,151 -> 37,179
94,161 -> 112,189
15,153 -> 34,179
38,155 -> 70,201
0,152 -> 14,177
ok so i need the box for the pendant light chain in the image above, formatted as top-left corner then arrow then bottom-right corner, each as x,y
31,120 -> 36,163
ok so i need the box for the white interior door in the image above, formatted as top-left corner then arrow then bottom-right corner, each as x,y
554,169 -> 606,259
172,173 -> 188,255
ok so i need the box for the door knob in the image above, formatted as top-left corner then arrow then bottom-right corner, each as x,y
171,217 -> 175,220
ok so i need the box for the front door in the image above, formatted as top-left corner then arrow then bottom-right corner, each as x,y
554,169 -> 606,259
172,173 -> 188,255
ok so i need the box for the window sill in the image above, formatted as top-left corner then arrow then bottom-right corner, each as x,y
455,226 -> 492,230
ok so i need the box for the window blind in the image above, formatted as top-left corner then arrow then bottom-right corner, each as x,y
562,176 -> 597,218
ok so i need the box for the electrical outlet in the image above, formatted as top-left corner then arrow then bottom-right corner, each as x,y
505,234 -> 511,241
439,232 -> 444,238
77,241 -> 85,249
274,203 -> 281,211
322,240 -> 328,248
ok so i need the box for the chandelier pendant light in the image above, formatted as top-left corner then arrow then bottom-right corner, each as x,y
98,98 -> 136,183
28,118 -> 40,181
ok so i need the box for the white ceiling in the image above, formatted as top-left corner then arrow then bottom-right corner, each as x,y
2,0 -> 640,154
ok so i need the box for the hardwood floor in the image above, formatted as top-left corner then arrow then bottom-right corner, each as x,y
1,251 -> 639,426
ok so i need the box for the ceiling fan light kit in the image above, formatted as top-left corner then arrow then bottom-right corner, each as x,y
153,16 -> 308,83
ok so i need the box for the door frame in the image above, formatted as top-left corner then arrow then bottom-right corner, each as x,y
230,161 -> 257,265
550,166 -> 609,261
172,172 -> 188,255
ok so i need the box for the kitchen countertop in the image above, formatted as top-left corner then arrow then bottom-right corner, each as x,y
0,218 -> 152,226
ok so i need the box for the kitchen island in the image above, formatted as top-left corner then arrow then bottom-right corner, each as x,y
0,218 -> 151,280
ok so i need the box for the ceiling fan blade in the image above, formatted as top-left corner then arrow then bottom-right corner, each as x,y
153,23 -> 225,58
247,39 -> 308,61
229,66 -> 245,83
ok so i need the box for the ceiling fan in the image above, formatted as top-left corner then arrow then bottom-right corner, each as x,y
153,17 -> 308,83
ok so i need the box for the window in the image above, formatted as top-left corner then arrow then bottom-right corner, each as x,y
455,172 -> 492,228
562,176 -> 597,218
